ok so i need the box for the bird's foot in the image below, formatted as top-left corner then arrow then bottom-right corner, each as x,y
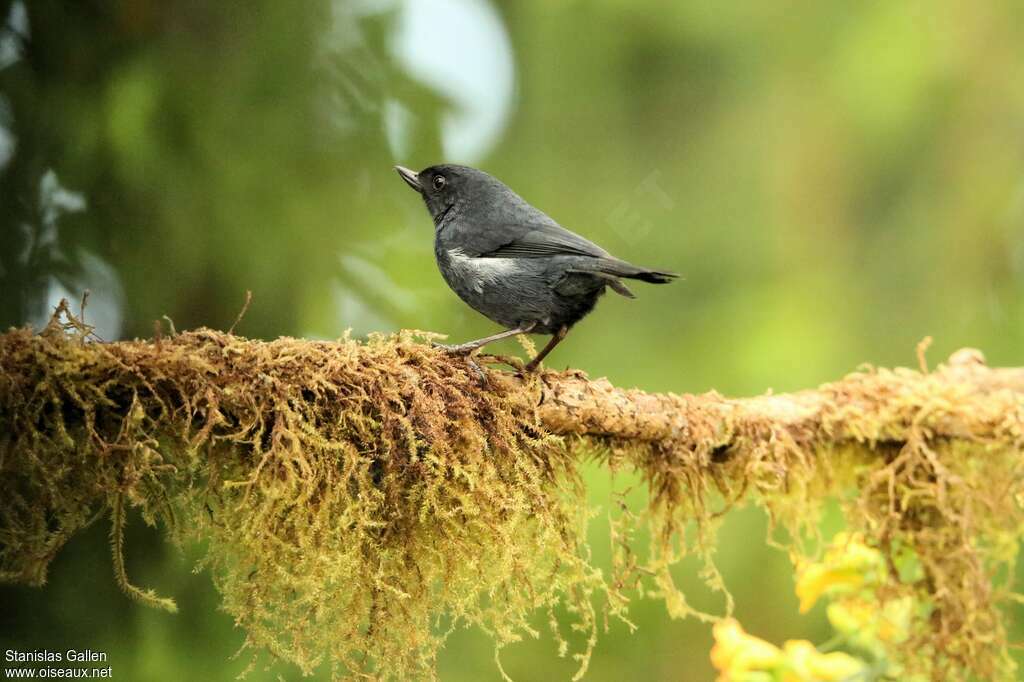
437,354 -> 490,385
432,341 -> 480,355
432,342 -> 488,382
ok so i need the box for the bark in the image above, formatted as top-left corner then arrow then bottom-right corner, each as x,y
530,347 -> 1024,451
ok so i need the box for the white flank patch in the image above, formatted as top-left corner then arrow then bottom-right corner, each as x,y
447,248 -> 517,293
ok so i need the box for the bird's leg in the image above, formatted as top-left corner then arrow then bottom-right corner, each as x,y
435,322 -> 537,355
524,326 -> 568,372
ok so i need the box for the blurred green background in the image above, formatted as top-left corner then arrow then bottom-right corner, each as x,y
2,1 -> 1022,680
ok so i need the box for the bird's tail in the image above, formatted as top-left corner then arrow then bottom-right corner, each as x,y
567,258 -> 677,298
595,258 -> 678,284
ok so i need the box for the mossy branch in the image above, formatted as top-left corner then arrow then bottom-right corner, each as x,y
532,346 -> 1023,449
1,308 -> 1022,680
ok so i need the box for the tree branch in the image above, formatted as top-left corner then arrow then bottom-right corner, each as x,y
2,313 -> 1022,681
532,347 -> 1024,449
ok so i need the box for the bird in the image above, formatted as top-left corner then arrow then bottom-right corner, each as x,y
395,164 -> 676,371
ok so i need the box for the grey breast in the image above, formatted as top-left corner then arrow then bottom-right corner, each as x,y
435,244 -> 554,329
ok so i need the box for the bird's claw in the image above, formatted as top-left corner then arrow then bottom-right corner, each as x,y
432,341 -> 479,355
432,342 -> 488,382
465,357 -> 488,383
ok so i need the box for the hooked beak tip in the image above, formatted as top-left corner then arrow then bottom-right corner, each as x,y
394,165 -> 421,192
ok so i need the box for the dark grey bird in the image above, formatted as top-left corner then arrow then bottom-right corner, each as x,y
395,164 -> 676,371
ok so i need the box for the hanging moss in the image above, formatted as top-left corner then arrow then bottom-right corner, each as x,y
0,307 -> 615,679
1,303 -> 1022,680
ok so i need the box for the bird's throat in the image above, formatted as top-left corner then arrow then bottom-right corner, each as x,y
433,203 -> 455,227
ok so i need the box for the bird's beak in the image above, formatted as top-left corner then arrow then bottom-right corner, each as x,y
394,165 -> 422,192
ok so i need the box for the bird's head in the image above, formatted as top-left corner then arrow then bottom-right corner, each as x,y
394,164 -> 516,228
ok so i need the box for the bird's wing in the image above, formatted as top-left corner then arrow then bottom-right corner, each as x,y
465,220 -> 611,260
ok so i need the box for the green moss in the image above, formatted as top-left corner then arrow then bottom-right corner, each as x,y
1,305 -> 1021,680
1,308 -> 618,679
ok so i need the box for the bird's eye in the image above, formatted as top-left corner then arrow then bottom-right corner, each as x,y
432,175 -> 446,191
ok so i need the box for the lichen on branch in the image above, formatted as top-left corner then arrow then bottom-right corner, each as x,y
1,305 -> 1022,680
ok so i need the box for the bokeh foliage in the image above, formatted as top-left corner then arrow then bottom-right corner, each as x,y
2,1 -> 1023,680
